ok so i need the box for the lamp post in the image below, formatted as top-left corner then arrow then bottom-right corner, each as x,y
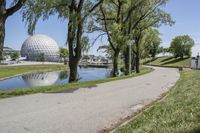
127,40 -> 134,75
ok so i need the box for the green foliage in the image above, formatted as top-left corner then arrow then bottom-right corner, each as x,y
22,0 -> 70,35
59,48 -> 69,59
159,47 -> 171,55
10,52 -> 19,61
81,36 -> 90,53
170,35 -> 194,58
0,55 -> 4,61
97,44 -> 113,59
37,53 -> 46,62
140,28 -> 161,59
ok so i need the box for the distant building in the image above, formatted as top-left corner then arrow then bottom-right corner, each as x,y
21,34 -> 59,62
2,47 -> 19,60
191,53 -> 200,69
3,47 -> 19,56
80,54 -> 112,65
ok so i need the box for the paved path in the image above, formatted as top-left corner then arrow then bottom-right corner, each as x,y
0,67 -> 179,133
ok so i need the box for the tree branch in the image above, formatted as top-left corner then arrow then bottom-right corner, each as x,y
91,33 -> 106,46
100,5 -> 116,51
89,0 -> 104,13
6,0 -> 26,18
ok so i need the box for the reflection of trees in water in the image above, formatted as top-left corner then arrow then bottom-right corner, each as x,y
59,71 -> 68,80
22,72 -> 59,87
105,69 -> 112,78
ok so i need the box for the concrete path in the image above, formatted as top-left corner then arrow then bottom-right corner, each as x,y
0,67 -> 180,133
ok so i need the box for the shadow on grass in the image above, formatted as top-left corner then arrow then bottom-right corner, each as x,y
161,57 -> 190,65
160,56 -> 174,62
143,57 -> 158,64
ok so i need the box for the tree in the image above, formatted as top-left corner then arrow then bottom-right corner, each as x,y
159,47 -> 170,56
37,53 -> 46,62
170,35 -> 194,58
139,29 -> 161,59
97,0 -> 143,76
22,0 -> 103,82
0,54 -> 4,61
10,51 -> 19,61
125,0 -> 174,73
59,48 -> 69,60
0,0 -> 26,56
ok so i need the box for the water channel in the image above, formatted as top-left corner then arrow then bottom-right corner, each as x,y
0,67 -> 112,90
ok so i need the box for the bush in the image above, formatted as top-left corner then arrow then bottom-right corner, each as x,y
10,52 -> 19,61
37,53 -> 46,62
0,55 -> 4,61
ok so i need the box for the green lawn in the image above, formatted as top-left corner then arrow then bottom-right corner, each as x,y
144,56 -> 191,67
0,64 -> 67,80
0,67 -> 153,99
115,70 -> 200,133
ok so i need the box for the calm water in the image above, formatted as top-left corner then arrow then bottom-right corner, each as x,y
0,67 -> 112,90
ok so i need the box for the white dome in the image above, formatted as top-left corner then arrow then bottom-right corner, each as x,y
21,34 -> 59,62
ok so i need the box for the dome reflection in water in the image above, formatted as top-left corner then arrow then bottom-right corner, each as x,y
22,71 -> 61,87
0,67 -> 111,90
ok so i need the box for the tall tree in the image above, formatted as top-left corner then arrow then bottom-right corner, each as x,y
140,28 -> 161,59
22,0 -> 103,82
97,0 -> 143,76
0,0 -> 26,56
170,35 -> 194,58
125,0 -> 174,73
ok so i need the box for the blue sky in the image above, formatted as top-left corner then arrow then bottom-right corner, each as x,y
159,0 -> 200,56
4,0 -> 200,56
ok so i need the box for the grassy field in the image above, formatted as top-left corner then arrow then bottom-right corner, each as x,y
144,56 -> 191,67
115,70 -> 200,133
0,64 -> 67,80
0,67 -> 153,99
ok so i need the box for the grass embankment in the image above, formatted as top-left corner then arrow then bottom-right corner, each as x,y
115,70 -> 200,133
144,56 -> 191,67
0,64 -> 67,80
0,67 -> 153,99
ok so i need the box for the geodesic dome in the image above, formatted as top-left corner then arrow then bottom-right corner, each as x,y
21,34 -> 59,62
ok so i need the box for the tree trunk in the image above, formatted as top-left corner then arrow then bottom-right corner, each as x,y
135,42 -> 140,73
68,15 -> 83,83
0,1 -> 6,56
123,47 -> 129,75
67,1 -> 83,83
131,52 -> 135,70
0,18 -> 5,57
113,49 -> 120,77
69,59 -> 79,82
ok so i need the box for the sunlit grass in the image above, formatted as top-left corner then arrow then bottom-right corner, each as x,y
0,64 -> 67,80
144,56 -> 191,67
115,70 -> 200,133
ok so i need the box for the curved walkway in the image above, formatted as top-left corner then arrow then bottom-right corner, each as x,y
0,67 -> 180,133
